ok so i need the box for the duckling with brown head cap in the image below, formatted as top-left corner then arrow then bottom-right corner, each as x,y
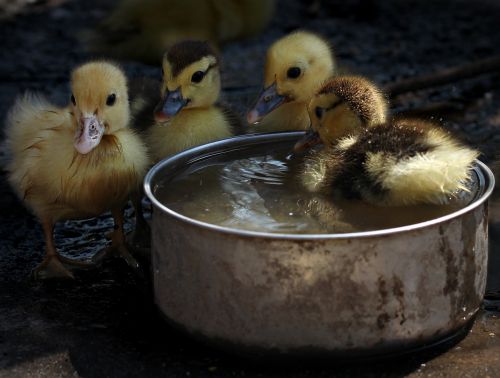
297,76 -> 479,206
147,40 -> 240,162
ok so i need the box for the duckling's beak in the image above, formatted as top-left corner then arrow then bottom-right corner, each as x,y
247,82 -> 288,124
154,88 -> 188,122
74,114 -> 105,154
293,130 -> 322,153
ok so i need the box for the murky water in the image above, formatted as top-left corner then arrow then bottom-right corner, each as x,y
155,146 -> 478,234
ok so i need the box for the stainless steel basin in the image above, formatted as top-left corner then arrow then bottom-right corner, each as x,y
144,132 -> 495,358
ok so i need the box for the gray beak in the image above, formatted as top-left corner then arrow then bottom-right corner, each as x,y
246,82 -> 288,124
154,87 -> 189,122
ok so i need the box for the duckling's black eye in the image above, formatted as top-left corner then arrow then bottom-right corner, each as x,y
106,93 -> 116,106
191,71 -> 205,83
315,106 -> 324,119
287,67 -> 301,79
70,94 -> 76,106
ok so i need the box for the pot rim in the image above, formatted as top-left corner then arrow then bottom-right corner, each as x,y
144,132 -> 495,240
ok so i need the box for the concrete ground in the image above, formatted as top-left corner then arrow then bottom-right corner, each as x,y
1,0 -> 500,376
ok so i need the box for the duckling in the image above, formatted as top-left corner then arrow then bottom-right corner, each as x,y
147,40 -> 241,162
247,31 -> 336,132
82,0 -> 275,64
5,62 -> 149,279
296,76 -> 479,206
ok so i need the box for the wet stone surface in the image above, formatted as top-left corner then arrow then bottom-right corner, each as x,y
1,0 -> 500,376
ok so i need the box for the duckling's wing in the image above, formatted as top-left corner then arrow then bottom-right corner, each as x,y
217,101 -> 245,136
5,93 -> 69,204
129,76 -> 161,135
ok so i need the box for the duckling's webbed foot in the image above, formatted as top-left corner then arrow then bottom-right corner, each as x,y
33,255 -> 93,280
93,242 -> 141,272
57,255 -> 94,268
33,219 -> 94,280
93,209 -> 142,273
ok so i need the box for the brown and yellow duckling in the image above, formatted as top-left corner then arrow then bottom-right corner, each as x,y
247,31 -> 336,132
147,40 -> 241,163
5,62 -> 149,279
296,76 -> 479,205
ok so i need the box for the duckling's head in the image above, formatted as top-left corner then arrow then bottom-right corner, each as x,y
155,40 -> 220,122
294,76 -> 388,152
70,61 -> 129,154
247,31 -> 335,124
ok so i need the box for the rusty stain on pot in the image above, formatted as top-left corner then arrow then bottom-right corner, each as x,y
144,132 -> 495,357
440,230 -> 458,296
393,275 -> 406,325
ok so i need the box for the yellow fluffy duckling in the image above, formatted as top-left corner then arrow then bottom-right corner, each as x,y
147,40 -> 240,163
296,76 -> 479,206
247,31 -> 336,132
83,0 -> 275,64
6,62 -> 149,279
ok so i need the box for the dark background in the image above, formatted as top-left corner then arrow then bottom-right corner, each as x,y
0,0 -> 499,376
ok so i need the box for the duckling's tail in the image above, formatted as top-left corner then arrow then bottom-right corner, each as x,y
370,130 -> 479,205
5,93 -> 66,157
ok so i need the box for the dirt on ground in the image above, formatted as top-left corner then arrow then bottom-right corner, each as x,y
1,0 -> 500,377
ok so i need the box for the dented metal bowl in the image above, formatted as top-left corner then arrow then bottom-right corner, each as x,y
144,132 -> 495,358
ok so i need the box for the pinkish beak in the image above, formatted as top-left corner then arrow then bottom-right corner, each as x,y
74,115 -> 105,154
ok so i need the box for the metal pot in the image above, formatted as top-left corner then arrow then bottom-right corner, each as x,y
144,132 -> 495,358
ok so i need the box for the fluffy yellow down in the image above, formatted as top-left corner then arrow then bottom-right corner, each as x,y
6,94 -> 148,221
147,107 -> 233,162
366,129 -> 479,205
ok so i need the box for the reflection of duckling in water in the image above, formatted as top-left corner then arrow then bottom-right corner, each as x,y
5,62 -> 149,279
247,31 -> 337,132
295,76 -> 479,206
147,40 -> 242,163
82,0 -> 275,64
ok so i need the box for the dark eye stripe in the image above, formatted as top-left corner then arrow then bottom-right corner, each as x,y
325,99 -> 343,112
190,63 -> 218,83
200,63 -> 218,77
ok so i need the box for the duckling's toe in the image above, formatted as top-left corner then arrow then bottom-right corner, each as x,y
57,255 -> 94,268
93,243 -> 142,274
32,256 -> 76,280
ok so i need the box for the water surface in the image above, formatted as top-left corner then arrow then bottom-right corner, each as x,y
155,145 -> 477,234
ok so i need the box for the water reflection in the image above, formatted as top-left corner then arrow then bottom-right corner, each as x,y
157,147 -> 476,234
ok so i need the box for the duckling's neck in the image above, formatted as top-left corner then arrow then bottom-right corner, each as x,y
251,101 -> 310,133
149,106 -> 232,162
60,129 -> 146,217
